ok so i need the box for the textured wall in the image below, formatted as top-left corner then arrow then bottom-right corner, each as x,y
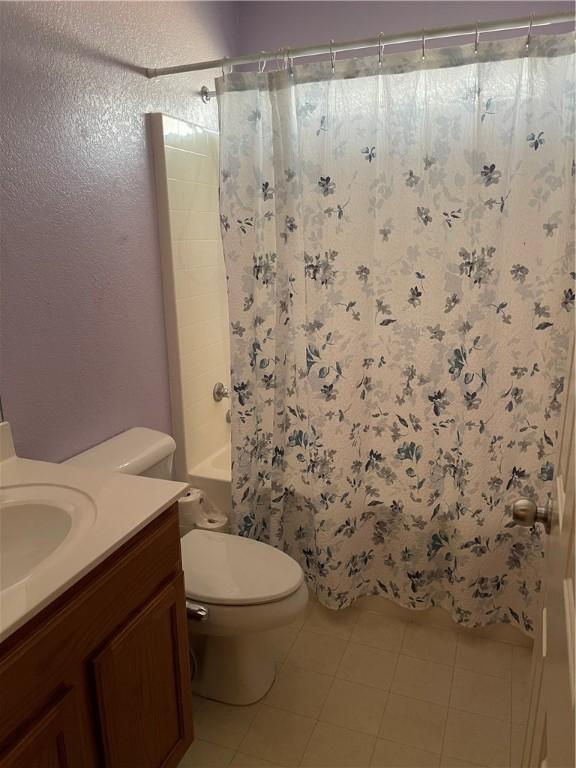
238,1 -> 574,54
1,1 -> 572,463
0,1 -> 237,461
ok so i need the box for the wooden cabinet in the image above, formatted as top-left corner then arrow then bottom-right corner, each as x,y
0,688 -> 87,768
0,505 -> 193,768
93,577 -> 192,768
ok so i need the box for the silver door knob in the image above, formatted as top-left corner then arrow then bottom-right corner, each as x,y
512,498 -> 552,534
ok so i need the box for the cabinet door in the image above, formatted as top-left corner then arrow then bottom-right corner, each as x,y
0,688 -> 87,768
92,575 -> 193,768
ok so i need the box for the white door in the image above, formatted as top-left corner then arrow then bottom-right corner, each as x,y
522,343 -> 575,768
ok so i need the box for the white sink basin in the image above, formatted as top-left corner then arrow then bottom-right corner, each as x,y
0,484 -> 96,590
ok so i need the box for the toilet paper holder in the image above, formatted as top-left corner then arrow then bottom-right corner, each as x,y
178,488 -> 230,536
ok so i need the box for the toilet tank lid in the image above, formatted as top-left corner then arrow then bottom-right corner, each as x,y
64,428 -> 176,475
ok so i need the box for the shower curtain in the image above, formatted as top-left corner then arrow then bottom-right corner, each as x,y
216,33 -> 575,633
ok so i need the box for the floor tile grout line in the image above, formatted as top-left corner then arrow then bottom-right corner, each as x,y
446,702 -> 512,724
285,619 -> 317,768
509,657 -> 515,768
186,604 -> 529,768
438,641 -> 457,760
453,668 -> 514,681
299,719 -> 379,768
296,618 -> 352,768
236,619 -> 304,764
454,632 -> 515,681
280,623 -> 301,662
269,669 -> 492,747
366,629 -> 405,766
395,649 -> 457,669
452,632 -> 514,725
440,637 -> 514,768
315,672 -> 339,725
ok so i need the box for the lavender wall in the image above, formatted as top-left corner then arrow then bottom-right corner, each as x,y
238,1 -> 573,54
1,1 -> 572,463
0,1 -> 238,461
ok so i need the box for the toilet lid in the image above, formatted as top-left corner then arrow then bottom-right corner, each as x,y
180,530 -> 304,605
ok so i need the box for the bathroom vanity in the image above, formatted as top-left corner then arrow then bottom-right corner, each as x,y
0,425 -> 193,768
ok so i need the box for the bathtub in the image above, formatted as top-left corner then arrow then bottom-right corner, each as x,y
188,444 -> 232,516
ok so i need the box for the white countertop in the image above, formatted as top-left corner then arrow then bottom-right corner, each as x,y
0,441 -> 188,643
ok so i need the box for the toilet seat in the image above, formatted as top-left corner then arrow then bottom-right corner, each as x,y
180,529 -> 304,606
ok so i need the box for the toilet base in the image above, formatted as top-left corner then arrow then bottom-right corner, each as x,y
190,632 -> 276,705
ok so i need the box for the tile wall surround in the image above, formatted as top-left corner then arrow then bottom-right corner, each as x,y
153,114 -> 230,476
178,594 -> 532,768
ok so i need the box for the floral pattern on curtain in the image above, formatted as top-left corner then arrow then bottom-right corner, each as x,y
216,34 -> 575,633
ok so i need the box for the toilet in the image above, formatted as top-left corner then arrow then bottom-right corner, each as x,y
65,427 -> 308,705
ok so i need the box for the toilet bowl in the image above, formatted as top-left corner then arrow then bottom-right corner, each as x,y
65,428 -> 308,706
181,529 -> 308,704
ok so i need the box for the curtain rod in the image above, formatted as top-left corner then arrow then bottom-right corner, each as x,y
146,11 -> 574,80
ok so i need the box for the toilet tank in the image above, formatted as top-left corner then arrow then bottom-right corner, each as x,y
64,428 -> 176,479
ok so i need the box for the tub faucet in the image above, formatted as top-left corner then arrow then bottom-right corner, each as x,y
213,382 -> 230,402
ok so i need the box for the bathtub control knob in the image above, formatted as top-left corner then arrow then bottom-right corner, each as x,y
213,382 -> 230,402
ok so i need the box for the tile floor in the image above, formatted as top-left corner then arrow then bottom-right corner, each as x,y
178,600 -> 532,768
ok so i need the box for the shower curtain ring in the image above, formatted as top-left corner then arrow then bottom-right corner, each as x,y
329,39 -> 336,73
474,22 -> 480,55
378,32 -> 384,67
275,50 -> 281,70
421,29 -> 426,60
526,14 -> 534,48
258,52 -> 267,73
287,49 -> 294,77
221,56 -> 229,77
